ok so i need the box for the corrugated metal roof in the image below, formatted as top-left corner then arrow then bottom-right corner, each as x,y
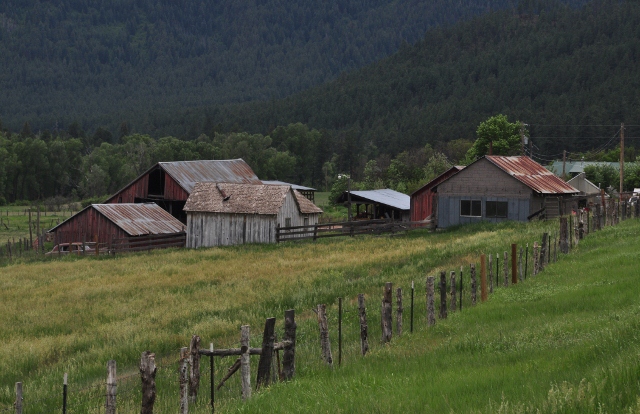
93,203 -> 185,235
486,156 -> 578,194
262,180 -> 317,191
342,189 -> 410,210
160,159 -> 261,193
184,183 -> 323,215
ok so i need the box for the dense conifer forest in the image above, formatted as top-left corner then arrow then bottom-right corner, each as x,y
1,0 -> 638,205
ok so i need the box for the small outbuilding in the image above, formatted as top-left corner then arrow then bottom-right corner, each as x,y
435,156 -> 578,228
48,203 -> 185,245
337,189 -> 410,221
410,166 -> 464,222
184,183 -> 323,247
262,180 -> 317,203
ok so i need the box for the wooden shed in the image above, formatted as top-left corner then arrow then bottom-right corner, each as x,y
105,159 -> 261,223
184,183 -> 323,247
435,156 -> 578,228
48,203 -> 185,245
337,189 -> 410,221
410,166 -> 464,222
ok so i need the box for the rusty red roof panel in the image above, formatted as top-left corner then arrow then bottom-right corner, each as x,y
160,159 -> 261,193
486,156 -> 578,194
93,203 -> 184,236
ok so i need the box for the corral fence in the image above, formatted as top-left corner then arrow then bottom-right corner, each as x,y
276,219 -> 431,242
111,232 -> 186,254
2,201 -> 636,412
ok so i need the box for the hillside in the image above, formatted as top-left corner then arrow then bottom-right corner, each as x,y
208,0 -> 640,157
0,0 -> 538,133
1,218 -> 639,412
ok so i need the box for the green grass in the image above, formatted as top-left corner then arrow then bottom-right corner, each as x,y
0,218 -> 638,412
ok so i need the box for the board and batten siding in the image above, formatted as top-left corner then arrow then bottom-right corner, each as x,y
186,192 -> 319,247
437,158 -> 533,228
187,213 -> 278,247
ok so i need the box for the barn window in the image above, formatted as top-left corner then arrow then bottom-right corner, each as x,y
285,218 -> 291,227
304,217 -> 309,226
486,201 -> 508,218
460,200 -> 481,217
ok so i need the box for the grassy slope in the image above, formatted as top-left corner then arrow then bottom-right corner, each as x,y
0,218 -> 638,412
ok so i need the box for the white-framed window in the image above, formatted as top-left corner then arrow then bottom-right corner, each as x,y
486,201 -> 508,218
460,200 -> 481,217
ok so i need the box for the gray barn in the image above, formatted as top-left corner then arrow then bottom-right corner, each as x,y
184,182 -> 323,247
435,156 -> 578,228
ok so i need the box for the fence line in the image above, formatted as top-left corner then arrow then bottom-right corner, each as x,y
4,203 -> 634,412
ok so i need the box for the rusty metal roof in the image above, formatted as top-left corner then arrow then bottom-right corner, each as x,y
93,203 -> 184,235
159,159 -> 261,193
184,183 -> 323,215
486,156 -> 578,194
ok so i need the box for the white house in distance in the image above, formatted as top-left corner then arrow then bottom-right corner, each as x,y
184,182 -> 323,247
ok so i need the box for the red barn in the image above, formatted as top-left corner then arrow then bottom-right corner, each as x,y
105,159 -> 261,223
48,203 -> 185,245
410,166 -> 464,222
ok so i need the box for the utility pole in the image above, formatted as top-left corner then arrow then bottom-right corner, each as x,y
562,150 -> 566,180
620,122 -> 625,197
520,122 -> 525,156
529,138 -> 533,159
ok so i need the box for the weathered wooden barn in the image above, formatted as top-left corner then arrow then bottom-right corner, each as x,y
435,156 -> 578,228
48,203 -> 185,244
184,183 -> 323,247
410,166 -> 464,222
337,189 -> 410,221
105,159 -> 261,223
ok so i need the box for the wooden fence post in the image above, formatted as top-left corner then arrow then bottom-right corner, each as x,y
459,266 -> 463,311
495,253 -> 500,288
511,244 -> 518,284
140,351 -> 157,414
518,247 -> 524,282
533,242 -> 540,275
357,294 -> 369,356
189,335 -> 201,404
439,272 -> 448,318
317,304 -> 333,366
396,288 -> 403,336
449,271 -> 457,312
180,347 -> 189,413
488,254 -> 493,294
426,276 -> 436,325
503,251 -> 508,287
240,325 -> 252,400
106,360 -> 117,414
470,264 -> 477,306
257,318 -> 276,389
381,282 -> 393,343
560,217 -> 569,254
283,309 -> 296,379
480,255 -> 487,302
209,343 -> 214,411
15,382 -> 22,414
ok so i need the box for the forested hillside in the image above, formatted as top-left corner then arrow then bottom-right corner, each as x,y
0,0 -> 536,133
208,0 -> 640,157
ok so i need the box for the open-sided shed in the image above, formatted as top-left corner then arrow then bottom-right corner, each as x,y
337,189 -> 410,221
184,183 -> 323,247
105,159 -> 261,223
48,203 -> 185,245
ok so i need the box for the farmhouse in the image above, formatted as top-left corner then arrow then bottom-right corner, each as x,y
337,189 -> 410,221
48,203 -> 185,245
410,166 -> 464,222
184,182 -> 323,247
105,159 -> 261,223
435,156 -> 578,228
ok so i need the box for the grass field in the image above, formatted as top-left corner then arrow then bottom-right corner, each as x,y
0,216 -> 638,413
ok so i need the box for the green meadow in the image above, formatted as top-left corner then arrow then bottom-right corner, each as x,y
1,217 -> 639,413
